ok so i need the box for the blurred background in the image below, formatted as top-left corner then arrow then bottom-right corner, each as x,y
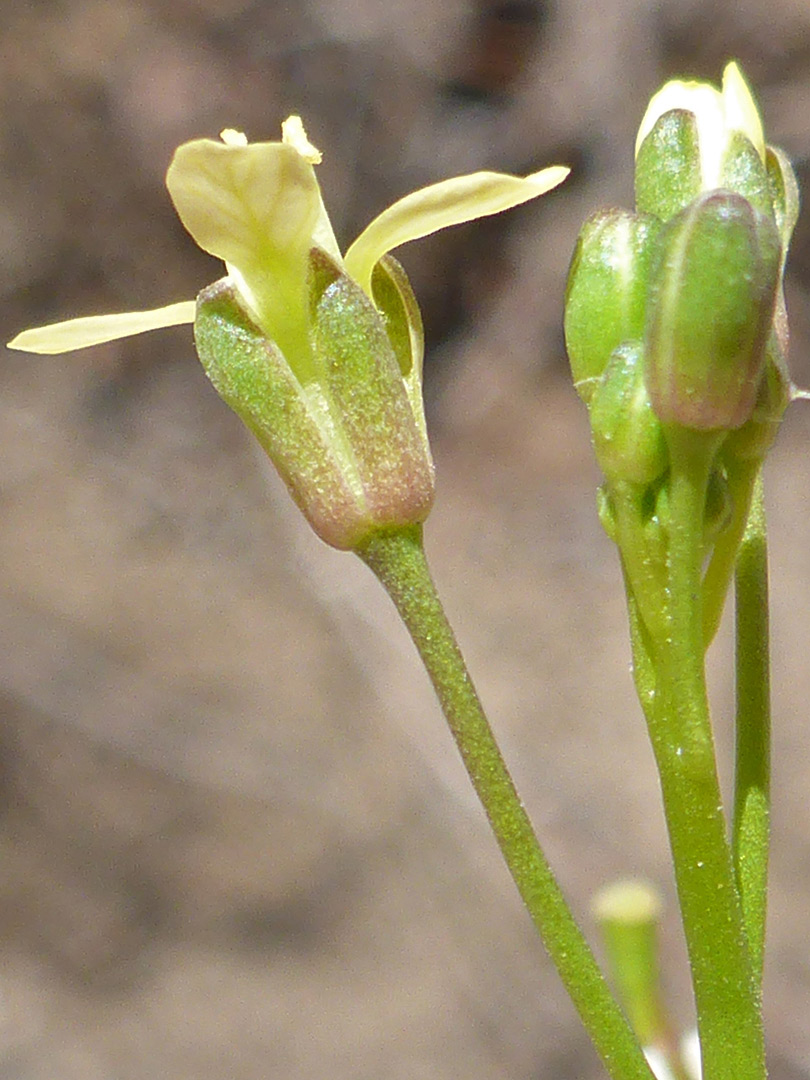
2,1 -> 810,1077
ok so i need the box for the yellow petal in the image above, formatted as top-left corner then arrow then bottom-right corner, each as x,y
344,166 -> 570,297
167,137 -> 336,375
7,300 -> 196,355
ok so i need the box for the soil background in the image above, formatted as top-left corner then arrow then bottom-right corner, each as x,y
3,2 -> 810,1078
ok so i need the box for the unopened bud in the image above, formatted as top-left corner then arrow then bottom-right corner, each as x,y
564,210 -> 660,401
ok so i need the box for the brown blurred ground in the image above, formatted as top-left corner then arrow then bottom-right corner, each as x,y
2,2 -> 810,1077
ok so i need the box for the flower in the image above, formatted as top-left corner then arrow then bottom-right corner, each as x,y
9,117 -> 568,549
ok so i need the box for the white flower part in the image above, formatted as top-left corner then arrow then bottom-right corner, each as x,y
220,128 -> 248,147
166,133 -> 325,365
281,115 -> 323,165
680,1028 -> 702,1080
644,1046 -> 678,1080
279,115 -> 340,264
635,79 -> 725,186
642,1030 -> 702,1080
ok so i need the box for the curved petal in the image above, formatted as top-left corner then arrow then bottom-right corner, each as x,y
7,300 -> 196,355
166,138 -> 330,376
344,166 -> 570,296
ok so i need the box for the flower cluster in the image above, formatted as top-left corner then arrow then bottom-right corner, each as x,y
564,62 -> 799,648
565,62 -> 798,478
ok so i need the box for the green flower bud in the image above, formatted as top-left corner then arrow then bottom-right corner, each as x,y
564,210 -> 660,402
644,190 -> 781,431
590,342 -> 668,485
194,254 -> 435,551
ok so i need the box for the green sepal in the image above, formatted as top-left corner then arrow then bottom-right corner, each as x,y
635,109 -> 702,221
564,210 -> 661,401
590,342 -> 668,486
644,190 -> 781,430
371,254 -> 424,381
309,248 -> 435,539
766,145 -> 800,363
370,254 -> 428,443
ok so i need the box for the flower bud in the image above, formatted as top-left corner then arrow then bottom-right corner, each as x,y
644,190 -> 781,430
194,252 -> 435,551
590,342 -> 668,486
564,210 -> 660,401
635,62 -> 770,221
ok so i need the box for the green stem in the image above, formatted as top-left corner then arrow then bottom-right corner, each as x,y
648,429 -> 764,1080
622,581 -> 692,1080
357,524 -> 654,1080
732,469 -> 770,986
613,482 -> 669,647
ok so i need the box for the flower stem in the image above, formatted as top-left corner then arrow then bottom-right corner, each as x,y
356,524 -> 653,1080
732,469 -> 770,986
646,429 -> 764,1080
